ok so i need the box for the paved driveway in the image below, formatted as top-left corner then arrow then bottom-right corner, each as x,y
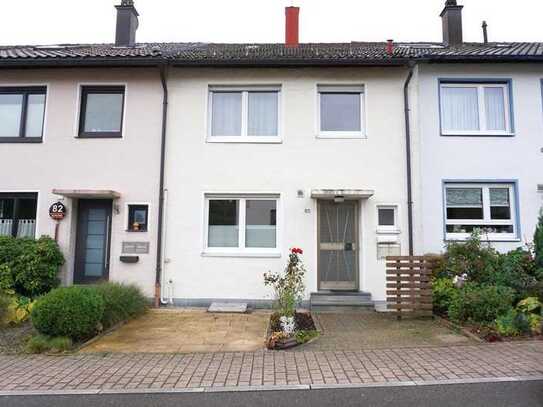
82,309 -> 270,353
301,312 -> 473,351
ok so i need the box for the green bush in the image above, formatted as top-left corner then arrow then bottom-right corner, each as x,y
535,210 -> 543,271
448,284 -> 514,324
92,282 -> 147,330
496,309 -> 522,336
26,335 -> 72,354
31,286 -> 104,341
0,236 -> 64,297
432,278 -> 459,315
0,290 -> 10,325
442,232 -> 501,283
494,248 -> 539,301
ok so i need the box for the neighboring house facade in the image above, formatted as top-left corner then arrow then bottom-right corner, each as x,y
0,0 -> 541,308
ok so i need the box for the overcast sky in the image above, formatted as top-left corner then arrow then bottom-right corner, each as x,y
1,0 -> 541,46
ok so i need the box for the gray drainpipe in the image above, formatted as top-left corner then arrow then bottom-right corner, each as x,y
403,62 -> 415,256
154,64 -> 169,307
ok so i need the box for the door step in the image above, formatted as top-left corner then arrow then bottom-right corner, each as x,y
310,291 -> 374,311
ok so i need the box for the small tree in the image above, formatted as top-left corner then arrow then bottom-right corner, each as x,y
535,209 -> 543,270
264,247 -> 306,318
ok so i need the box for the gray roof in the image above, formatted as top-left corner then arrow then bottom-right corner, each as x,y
1,41 -> 543,67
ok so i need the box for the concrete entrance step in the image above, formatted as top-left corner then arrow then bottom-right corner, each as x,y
207,302 -> 248,313
310,291 -> 374,311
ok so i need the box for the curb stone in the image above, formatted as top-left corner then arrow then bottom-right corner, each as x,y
1,376 -> 543,397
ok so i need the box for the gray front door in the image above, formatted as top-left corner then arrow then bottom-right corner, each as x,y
74,199 -> 112,284
318,200 -> 359,290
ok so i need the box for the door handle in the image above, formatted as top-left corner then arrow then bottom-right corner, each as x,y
104,216 -> 110,270
344,242 -> 353,251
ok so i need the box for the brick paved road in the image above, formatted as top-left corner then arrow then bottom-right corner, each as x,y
0,342 -> 542,392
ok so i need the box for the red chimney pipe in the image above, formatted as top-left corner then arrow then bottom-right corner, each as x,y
386,39 -> 394,55
285,6 -> 299,47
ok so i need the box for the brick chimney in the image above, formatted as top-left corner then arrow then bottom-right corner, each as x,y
440,0 -> 463,47
115,0 -> 139,47
285,6 -> 300,47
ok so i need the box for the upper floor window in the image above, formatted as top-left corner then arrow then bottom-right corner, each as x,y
440,81 -> 513,136
0,192 -> 37,238
444,182 -> 517,241
208,86 -> 280,142
79,86 -> 125,138
0,87 -> 46,143
318,85 -> 365,138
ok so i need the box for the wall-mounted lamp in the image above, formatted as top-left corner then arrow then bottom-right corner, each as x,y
537,184 -> 543,193
113,204 -> 121,215
334,195 -> 345,203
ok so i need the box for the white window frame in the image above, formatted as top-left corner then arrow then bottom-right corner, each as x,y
439,82 -> 513,136
317,84 -> 366,139
203,194 -> 280,256
207,86 -> 282,143
376,205 -> 399,233
444,183 -> 518,241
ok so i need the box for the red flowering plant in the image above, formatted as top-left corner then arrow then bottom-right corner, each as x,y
264,248 -> 306,318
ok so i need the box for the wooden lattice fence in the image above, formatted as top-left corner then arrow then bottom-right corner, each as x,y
386,256 -> 433,318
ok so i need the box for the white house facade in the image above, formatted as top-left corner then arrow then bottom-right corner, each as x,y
1,0 -> 542,309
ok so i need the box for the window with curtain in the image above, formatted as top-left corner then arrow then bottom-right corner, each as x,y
209,87 -> 280,141
0,87 -> 46,142
0,193 -> 37,238
318,85 -> 365,137
444,183 -> 516,240
206,196 -> 278,252
440,82 -> 512,135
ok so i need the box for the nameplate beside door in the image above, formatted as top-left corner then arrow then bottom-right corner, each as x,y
122,241 -> 150,254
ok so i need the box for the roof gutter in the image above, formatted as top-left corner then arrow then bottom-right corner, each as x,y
154,63 -> 169,307
403,62 -> 415,256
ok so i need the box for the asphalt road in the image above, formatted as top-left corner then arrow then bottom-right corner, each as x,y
1,381 -> 542,407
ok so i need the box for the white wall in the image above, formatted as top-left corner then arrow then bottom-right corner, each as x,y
415,63 -> 543,255
0,68 -> 163,297
163,67 -> 411,302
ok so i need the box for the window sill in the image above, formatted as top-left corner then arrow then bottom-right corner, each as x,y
376,229 -> 401,235
0,138 -> 42,143
445,236 -> 521,243
317,133 -> 366,139
201,251 -> 281,258
125,230 -> 148,233
441,133 -> 515,138
206,137 -> 282,144
78,133 -> 123,139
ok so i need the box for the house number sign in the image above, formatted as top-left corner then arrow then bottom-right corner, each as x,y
49,202 -> 67,220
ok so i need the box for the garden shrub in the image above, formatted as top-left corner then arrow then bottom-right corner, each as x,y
0,291 -> 10,325
31,286 -> 104,341
535,210 -> 543,271
92,282 -> 147,330
26,335 -> 72,354
494,248 -> 539,301
448,284 -> 514,324
443,232 -> 501,283
264,247 -> 306,318
0,236 -> 64,297
432,278 -> 459,315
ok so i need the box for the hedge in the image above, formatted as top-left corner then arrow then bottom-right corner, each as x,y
31,283 -> 147,341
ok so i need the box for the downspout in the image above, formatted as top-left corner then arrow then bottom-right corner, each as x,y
154,63 -> 169,307
403,62 -> 415,256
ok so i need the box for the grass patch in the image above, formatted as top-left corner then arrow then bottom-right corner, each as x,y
295,330 -> 319,344
25,334 -> 72,354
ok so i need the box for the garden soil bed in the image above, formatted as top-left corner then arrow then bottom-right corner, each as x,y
0,322 -> 35,354
266,311 -> 318,350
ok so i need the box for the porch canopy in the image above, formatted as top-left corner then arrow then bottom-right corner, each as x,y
52,189 -> 121,199
310,189 -> 374,200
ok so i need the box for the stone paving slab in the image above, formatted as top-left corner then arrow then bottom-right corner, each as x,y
0,342 -> 542,393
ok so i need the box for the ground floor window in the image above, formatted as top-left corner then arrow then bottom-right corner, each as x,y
205,195 -> 278,253
0,192 -> 37,238
444,182 -> 517,241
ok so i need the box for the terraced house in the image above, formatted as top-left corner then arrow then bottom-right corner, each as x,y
0,0 -> 541,309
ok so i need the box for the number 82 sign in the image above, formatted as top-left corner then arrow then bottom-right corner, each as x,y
49,202 -> 67,220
